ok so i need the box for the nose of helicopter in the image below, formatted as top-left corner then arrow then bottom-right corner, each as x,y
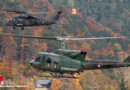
29,59 -> 35,65
6,21 -> 14,26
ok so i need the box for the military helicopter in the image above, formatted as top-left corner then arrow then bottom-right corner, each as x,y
1,34 -> 130,78
1,9 -> 62,30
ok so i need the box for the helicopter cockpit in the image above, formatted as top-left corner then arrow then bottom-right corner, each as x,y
6,18 -> 16,26
35,56 -> 40,62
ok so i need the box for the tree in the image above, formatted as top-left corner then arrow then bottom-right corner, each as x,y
51,78 -> 61,90
115,71 -> 128,90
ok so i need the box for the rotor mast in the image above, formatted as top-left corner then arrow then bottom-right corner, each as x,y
60,33 -> 66,49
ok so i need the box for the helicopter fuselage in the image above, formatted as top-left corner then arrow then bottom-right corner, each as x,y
6,10 -> 62,30
6,16 -> 56,27
30,51 -> 130,75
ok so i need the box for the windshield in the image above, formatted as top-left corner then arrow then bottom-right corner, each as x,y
35,56 -> 40,62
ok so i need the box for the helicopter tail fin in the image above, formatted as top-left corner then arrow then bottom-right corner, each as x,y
124,56 -> 130,62
53,10 -> 62,21
72,51 -> 87,61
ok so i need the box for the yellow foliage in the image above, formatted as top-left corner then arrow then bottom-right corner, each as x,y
109,49 -> 115,57
72,74 -> 83,90
0,56 -> 14,79
0,27 -> 3,33
117,51 -> 128,61
79,70 -> 119,89
94,50 -> 100,55
33,27 -> 44,36
13,79 -> 27,90
20,64 -> 25,70
114,43 -> 122,51
51,79 -> 61,90
81,42 -> 91,51
85,56 -> 91,60
42,42 -> 48,51
26,81 -> 35,90
98,23 -> 104,30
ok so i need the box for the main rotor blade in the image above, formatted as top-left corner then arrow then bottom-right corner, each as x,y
0,9 -> 47,15
0,34 -> 57,40
0,34 -> 127,41
61,37 -> 126,41
0,9 -> 26,14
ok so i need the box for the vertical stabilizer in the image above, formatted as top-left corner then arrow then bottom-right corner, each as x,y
53,10 -> 62,21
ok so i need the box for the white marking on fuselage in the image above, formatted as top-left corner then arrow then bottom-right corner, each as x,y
61,67 -> 78,71
17,24 -> 23,26
98,64 -> 101,67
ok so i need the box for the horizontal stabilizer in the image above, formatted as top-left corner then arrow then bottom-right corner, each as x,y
124,56 -> 130,62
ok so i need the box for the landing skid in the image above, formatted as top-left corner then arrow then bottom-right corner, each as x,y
35,74 -> 78,79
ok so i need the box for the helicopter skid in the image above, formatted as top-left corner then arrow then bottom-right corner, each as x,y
35,74 -> 78,79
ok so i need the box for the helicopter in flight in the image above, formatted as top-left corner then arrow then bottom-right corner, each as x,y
1,34 -> 130,78
1,9 -> 62,30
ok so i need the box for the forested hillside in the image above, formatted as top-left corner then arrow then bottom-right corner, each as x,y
0,0 -> 129,90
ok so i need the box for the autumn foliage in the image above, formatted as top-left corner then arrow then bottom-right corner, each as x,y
0,0 -> 129,89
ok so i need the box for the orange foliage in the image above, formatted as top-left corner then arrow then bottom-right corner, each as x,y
10,0 -> 15,2
33,27 -> 44,36
64,8 -> 72,19
75,10 -> 83,20
72,74 -> 83,90
101,18 -> 106,23
0,27 -> 3,33
101,48 -> 109,57
103,27 -> 120,37
3,12 -> 12,22
26,80 -> 35,90
42,42 -> 48,51
51,79 -> 61,90
86,16 -> 101,32
71,44 -> 79,50
0,56 -> 14,79
2,36 -> 17,58
41,0 -> 55,14
98,23 -> 104,30
21,0 -> 29,5
117,51 -> 127,61
109,49 -> 115,57
114,43 -> 122,51
32,40 -> 41,52
79,70 -> 119,89
77,29 -> 85,37
61,17 -> 70,25
101,47 -> 115,57
94,50 -> 100,55
81,42 -> 91,54
85,56 -> 91,60
33,3 -> 40,10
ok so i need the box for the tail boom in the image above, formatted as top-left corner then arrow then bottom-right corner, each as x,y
81,60 -> 130,70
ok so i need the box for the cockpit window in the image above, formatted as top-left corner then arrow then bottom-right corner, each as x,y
47,57 -> 52,63
35,56 -> 40,62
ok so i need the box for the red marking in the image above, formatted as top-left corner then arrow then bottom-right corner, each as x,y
0,76 -> 3,82
20,30 -> 24,85
72,9 -> 77,14
0,76 -> 4,86
116,64 -> 120,66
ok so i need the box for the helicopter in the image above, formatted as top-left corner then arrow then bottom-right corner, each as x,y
1,9 -> 62,30
1,34 -> 130,78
